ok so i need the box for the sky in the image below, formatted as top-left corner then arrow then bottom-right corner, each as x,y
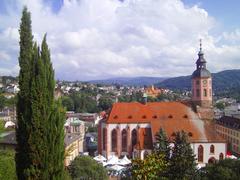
0,0 -> 240,81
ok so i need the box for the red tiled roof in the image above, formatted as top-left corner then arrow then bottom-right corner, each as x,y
106,102 -> 225,143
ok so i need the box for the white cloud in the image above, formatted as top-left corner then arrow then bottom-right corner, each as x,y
0,51 -> 11,61
222,29 -> 240,43
0,0 -> 240,80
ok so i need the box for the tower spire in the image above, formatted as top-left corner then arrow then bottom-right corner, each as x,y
198,39 -> 203,55
196,38 -> 206,70
199,39 -> 202,52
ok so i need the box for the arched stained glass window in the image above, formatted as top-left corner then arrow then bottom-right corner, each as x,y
103,128 -> 106,150
122,129 -> 127,152
112,129 -> 117,152
198,145 -> 204,162
219,153 -> 224,160
132,129 -> 137,148
210,145 -> 215,154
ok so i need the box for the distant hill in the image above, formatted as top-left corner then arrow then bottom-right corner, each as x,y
89,77 -> 168,86
156,69 -> 240,92
0,76 -> 17,85
156,75 -> 191,90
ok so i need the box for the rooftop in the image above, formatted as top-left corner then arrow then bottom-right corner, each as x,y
64,133 -> 82,147
105,102 -> 225,143
0,131 -> 82,147
216,116 -> 240,130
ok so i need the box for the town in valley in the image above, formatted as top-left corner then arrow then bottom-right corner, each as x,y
0,0 -> 240,179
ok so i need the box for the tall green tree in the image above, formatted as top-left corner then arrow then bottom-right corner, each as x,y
154,128 -> 170,159
16,6 -> 33,179
16,7 -> 65,179
168,131 -> 197,180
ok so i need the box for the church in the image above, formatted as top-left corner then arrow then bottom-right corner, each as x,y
98,42 -> 226,166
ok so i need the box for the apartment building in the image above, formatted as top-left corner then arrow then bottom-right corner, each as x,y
215,116 -> 240,155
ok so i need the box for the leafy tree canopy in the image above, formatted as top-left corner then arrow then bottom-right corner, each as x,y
197,159 -> 240,180
68,156 -> 107,180
215,102 -> 225,110
61,96 -> 74,111
0,121 -> 5,133
0,150 -> 17,180
98,96 -> 113,111
69,92 -> 99,113
131,153 -> 168,180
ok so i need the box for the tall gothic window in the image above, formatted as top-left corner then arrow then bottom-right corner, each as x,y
198,145 -> 204,162
196,89 -> 200,97
132,129 -> 137,148
210,145 -> 215,154
122,129 -> 127,152
204,89 -> 207,97
219,153 -> 224,160
112,129 -> 117,152
103,128 -> 106,150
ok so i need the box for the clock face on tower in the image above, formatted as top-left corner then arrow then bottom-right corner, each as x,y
203,80 -> 207,87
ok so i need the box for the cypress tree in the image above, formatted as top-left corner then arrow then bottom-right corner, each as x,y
16,6 -> 33,179
16,7 -> 65,179
40,35 -> 65,179
168,131 -> 197,180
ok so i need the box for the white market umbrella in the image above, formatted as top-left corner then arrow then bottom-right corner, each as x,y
196,164 -> 203,170
122,155 -> 131,164
228,155 -> 237,159
102,161 -> 108,167
4,121 -> 15,128
107,155 -> 119,165
109,164 -> 125,172
64,120 -> 70,127
118,155 -> 131,165
94,154 -> 107,162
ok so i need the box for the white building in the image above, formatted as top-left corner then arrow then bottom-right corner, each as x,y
98,102 -> 226,166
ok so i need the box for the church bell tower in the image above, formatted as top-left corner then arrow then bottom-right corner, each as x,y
191,40 -> 212,108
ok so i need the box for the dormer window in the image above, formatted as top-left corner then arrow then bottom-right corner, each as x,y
183,114 -> 188,119
113,115 -> 118,119
168,115 -> 173,119
152,115 -> 157,119
128,115 -> 132,119
142,115 -> 146,119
